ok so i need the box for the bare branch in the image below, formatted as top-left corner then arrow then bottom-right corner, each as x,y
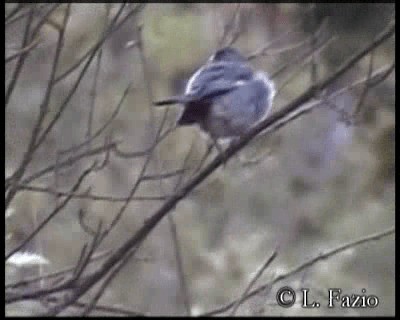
141,169 -> 188,181
78,246 -> 138,316
113,124 -> 177,159
5,35 -> 41,64
6,249 -> 112,289
72,301 -> 144,316
53,4 -> 145,84
353,51 -> 375,118
40,20 -> 394,312
11,184 -> 170,202
60,83 -> 132,156
202,227 -> 395,316
72,221 -> 104,281
230,249 -> 278,316
5,5 -> 36,108
5,3 -> 28,23
6,4 -> 71,209
20,140 -> 119,185
5,6 -> 394,316
6,162 -> 97,260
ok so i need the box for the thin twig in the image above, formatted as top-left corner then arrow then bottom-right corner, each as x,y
5,35 -> 41,64
72,301 -> 144,316
275,36 -> 337,97
326,62 -> 395,102
218,3 -> 241,48
5,3 -> 27,23
309,4 -> 319,85
353,50 -> 375,118
112,124 -> 177,159
202,226 -> 395,316
167,139 -> 198,316
60,83 -> 132,156
230,249 -> 278,316
5,5 -> 36,108
141,169 -> 188,181
20,140 -> 119,185
73,221 -> 104,281
6,162 -> 96,260
6,4 -> 70,210
54,4 -> 145,84
59,20 -> 395,311
6,17 -> 395,311
272,35 -> 336,83
5,249 -> 112,289
79,245 -> 139,316
225,4 -> 243,47
12,184 -> 170,202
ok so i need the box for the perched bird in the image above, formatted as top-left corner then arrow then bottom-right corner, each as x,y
154,47 -> 275,142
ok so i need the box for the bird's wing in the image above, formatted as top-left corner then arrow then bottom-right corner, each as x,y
213,74 -> 275,123
153,62 -> 254,106
185,62 -> 254,99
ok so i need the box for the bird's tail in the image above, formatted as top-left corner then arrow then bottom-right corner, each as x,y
153,95 -> 191,106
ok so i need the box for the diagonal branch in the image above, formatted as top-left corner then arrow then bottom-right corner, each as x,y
201,226 -> 395,316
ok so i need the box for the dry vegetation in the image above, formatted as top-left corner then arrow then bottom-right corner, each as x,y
5,3 -> 395,316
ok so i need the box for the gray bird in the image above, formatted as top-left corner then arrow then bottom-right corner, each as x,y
154,47 -> 275,142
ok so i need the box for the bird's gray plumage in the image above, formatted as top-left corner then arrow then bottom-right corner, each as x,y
153,47 -> 275,139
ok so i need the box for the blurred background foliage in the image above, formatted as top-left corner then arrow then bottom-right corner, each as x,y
5,3 -> 395,316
